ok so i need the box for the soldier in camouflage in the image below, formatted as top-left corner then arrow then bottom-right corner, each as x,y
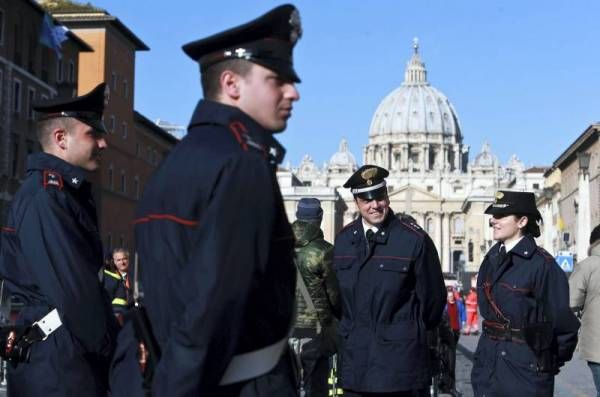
291,198 -> 340,397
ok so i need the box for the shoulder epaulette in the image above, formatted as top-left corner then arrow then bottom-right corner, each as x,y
399,219 -> 425,237
228,121 -> 249,151
536,247 -> 555,262
42,170 -> 63,190
337,219 -> 360,236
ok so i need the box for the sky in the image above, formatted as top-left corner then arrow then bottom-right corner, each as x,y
86,0 -> 600,169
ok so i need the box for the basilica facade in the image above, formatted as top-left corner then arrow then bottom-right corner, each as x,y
278,40 -> 544,278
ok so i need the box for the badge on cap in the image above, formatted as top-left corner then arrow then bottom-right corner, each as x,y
289,9 -> 302,44
495,191 -> 504,201
361,167 -> 378,186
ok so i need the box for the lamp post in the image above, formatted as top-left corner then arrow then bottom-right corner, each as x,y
576,152 -> 592,260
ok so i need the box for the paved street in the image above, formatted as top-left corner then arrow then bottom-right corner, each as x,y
456,333 -> 596,396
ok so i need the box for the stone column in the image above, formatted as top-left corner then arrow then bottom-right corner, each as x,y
402,144 -> 409,170
577,171 -> 591,260
382,144 -> 390,169
441,146 -> 448,171
453,145 -> 460,171
442,212 -> 451,272
435,213 -> 443,259
363,145 -> 368,165
422,144 -> 430,171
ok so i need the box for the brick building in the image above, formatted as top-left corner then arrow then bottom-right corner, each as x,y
0,0 -> 92,223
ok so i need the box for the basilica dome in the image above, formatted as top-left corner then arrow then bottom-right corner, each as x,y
368,40 -> 462,138
328,138 -> 357,172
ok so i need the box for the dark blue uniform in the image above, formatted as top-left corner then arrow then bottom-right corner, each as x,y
471,236 -> 580,396
333,212 -> 446,393
111,100 -> 296,396
0,153 -> 117,396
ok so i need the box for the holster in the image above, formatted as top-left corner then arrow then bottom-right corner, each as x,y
522,322 -> 558,374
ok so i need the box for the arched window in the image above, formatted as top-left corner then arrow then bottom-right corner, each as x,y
426,217 -> 435,235
453,216 -> 464,236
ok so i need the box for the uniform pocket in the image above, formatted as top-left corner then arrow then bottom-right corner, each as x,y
374,258 -> 411,273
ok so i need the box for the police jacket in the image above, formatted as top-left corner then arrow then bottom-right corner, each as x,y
131,100 -> 296,395
333,211 -> 445,393
102,269 -> 128,314
0,153 -> 117,396
472,235 -> 580,397
292,220 -> 339,331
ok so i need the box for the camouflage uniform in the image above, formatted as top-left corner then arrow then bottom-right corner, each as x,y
292,219 -> 340,397
293,220 -> 339,330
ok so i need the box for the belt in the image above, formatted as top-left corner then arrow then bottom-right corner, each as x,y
219,337 -> 288,386
28,309 -> 62,341
482,320 -> 526,343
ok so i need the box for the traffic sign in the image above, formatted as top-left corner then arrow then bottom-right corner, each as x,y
555,253 -> 573,272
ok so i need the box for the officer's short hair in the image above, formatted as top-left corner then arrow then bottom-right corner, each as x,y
112,248 -> 129,258
201,59 -> 253,100
36,117 -> 76,150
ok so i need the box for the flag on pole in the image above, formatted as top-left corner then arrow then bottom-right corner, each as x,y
39,13 -> 68,59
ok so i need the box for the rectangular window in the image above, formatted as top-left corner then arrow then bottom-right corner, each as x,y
108,164 -> 114,190
135,142 -> 140,157
109,115 -> 115,133
56,59 -> 63,82
111,72 -> 117,90
134,176 -> 140,199
13,79 -> 21,113
11,138 -> 19,177
0,9 -> 5,45
41,48 -> 49,83
13,24 -> 21,66
120,171 -> 126,193
122,122 -> 127,139
27,33 -> 35,74
68,61 -> 75,83
27,87 -> 35,120
123,79 -> 129,99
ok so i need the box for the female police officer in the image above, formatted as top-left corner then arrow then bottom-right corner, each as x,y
471,190 -> 579,396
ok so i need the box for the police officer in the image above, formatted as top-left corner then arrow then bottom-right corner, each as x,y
111,5 -> 301,396
334,165 -> 446,396
471,190 -> 580,396
0,83 -> 117,395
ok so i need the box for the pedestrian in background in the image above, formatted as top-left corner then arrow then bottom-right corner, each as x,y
464,287 -> 479,335
290,198 -> 340,397
569,224 -> 600,396
102,248 -> 131,322
439,289 -> 464,394
334,165 -> 446,396
471,190 -> 579,396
